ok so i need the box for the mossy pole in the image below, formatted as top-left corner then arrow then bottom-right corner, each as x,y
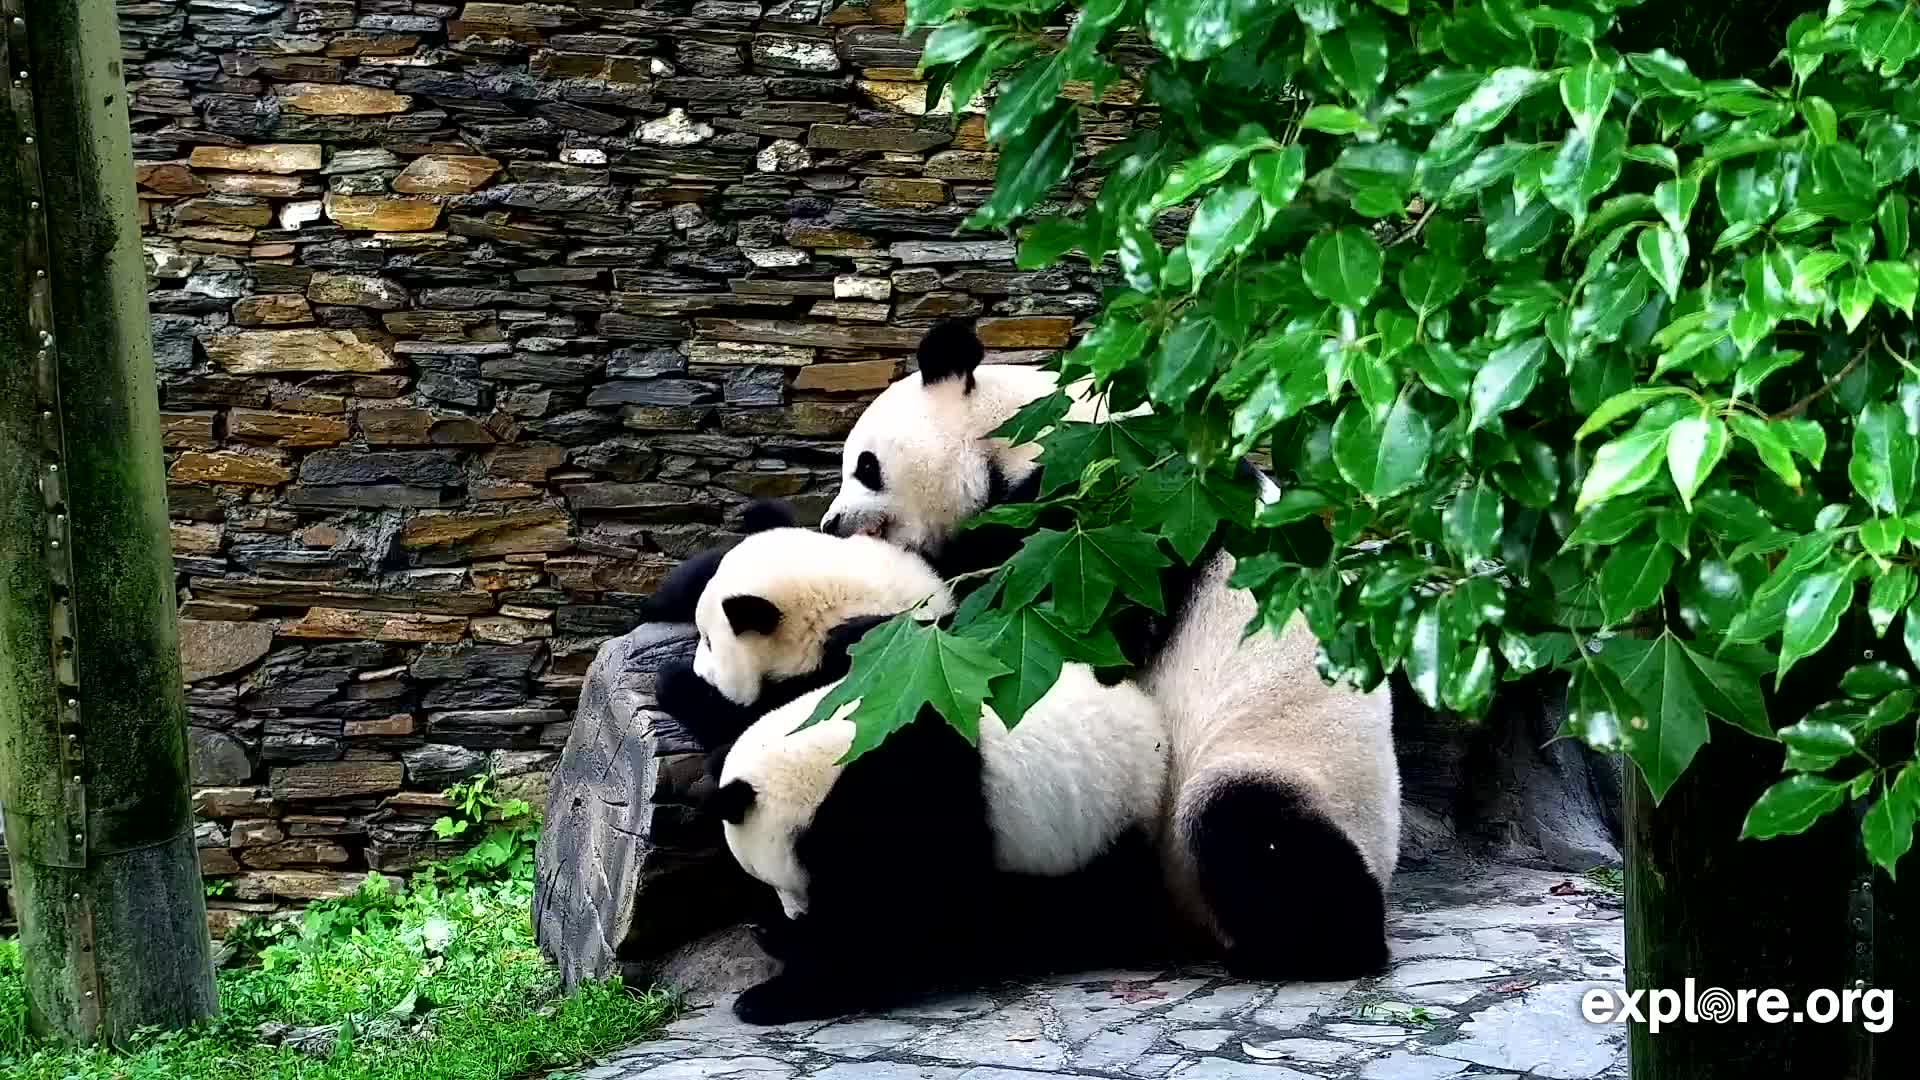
0,0 -> 218,1045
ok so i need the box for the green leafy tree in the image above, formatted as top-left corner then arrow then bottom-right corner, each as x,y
821,0 -> 1920,879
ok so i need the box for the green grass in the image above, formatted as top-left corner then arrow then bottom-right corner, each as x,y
0,873 -> 677,1080
1583,865 -> 1626,896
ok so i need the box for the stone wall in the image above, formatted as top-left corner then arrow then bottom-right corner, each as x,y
86,0 -> 1134,924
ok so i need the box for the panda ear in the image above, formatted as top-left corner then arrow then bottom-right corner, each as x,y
711,779 -> 757,824
723,594 -> 783,637
917,318 -> 985,388
739,499 -> 797,535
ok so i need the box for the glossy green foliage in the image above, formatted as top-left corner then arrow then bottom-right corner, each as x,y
823,0 -> 1920,878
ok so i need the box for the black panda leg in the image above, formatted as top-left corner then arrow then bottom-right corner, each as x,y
1188,776 -> 1389,982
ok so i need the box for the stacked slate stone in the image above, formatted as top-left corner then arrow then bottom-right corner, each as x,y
95,0 -> 1143,923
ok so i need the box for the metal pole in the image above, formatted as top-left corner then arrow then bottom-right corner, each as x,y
0,0 -> 217,1044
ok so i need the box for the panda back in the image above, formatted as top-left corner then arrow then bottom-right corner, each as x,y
979,664 -> 1170,877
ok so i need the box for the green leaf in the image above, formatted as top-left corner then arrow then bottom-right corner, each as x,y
1598,535 -> 1676,622
1576,387 -> 1689,440
1147,128 -> 1277,214
1395,69 -> 1484,124
1729,413 -> 1803,491
989,56 -> 1069,144
1447,143 -> 1531,202
1322,12 -> 1390,101
1864,691 -> 1918,738
1813,143 -> 1879,204
1331,393 -> 1433,498
977,606 -> 1070,728
1298,104 -> 1374,134
1842,661 -> 1911,699
1560,58 -> 1614,137
1145,0 -> 1270,61
1149,310 -> 1227,406
1484,186 -> 1556,260
1851,401 -> 1920,515
1135,464 -> 1239,564
1302,226 -> 1384,309
1734,349 -> 1803,399
1609,636 -> 1710,803
1399,255 -> 1467,318
1446,67 -> 1553,138
1665,413 -> 1729,511
1864,769 -> 1920,879
1404,602 -> 1452,711
1800,95 -> 1839,145
922,21 -> 993,66
1908,596 -> 1920,667
1679,641 -> 1772,739
966,105 -> 1077,230
1637,226 -> 1688,301
1881,193 -> 1911,260
1779,718 -> 1857,759
1576,427 -> 1670,510
1468,336 -> 1547,432
1563,659 -> 1635,754
1871,566 -> 1917,637
1249,146 -> 1306,216
1626,49 -> 1704,97
1862,517 -> 1907,560
1442,480 -> 1503,563
1043,525 -> 1169,629
1838,275 -> 1876,332
1654,176 -> 1701,234
1867,260 -> 1919,315
1857,7 -> 1920,77
1779,561 -> 1860,683
1741,775 -> 1848,839
808,617 -> 1011,760
1184,184 -> 1263,283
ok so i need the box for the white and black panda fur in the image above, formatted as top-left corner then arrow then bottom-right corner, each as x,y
821,319 -> 1401,980
712,665 -> 1172,1024
642,503 -> 956,765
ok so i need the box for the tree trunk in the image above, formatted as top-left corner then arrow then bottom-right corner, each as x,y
0,0 -> 217,1043
1626,615 -> 1920,1077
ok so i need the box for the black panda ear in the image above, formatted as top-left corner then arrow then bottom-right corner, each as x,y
739,499 -> 797,535
723,594 -> 783,637
641,548 -> 726,624
711,779 -> 757,824
917,318 -> 985,389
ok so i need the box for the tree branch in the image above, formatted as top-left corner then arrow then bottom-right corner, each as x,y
1769,349 -> 1865,420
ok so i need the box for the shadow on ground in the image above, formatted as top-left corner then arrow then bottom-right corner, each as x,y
580,860 -> 1628,1080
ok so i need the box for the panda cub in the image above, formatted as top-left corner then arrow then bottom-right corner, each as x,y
642,500 -> 953,767
714,668 -> 1171,1025
822,319 -> 1401,981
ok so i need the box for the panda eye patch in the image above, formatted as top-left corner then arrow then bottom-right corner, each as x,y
854,450 -> 884,492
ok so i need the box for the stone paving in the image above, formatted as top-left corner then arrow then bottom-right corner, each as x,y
583,860 -> 1628,1080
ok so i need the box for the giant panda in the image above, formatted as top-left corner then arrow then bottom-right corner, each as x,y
641,507 -> 954,767
820,319 -> 1401,980
712,665 -> 1172,1025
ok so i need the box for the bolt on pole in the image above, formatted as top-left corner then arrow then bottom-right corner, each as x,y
0,0 -> 217,1045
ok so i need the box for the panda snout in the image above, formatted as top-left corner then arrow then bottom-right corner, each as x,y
822,510 -> 889,541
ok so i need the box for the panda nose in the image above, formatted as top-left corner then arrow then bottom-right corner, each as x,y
820,512 -> 846,537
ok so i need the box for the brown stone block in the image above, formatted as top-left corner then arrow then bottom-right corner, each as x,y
977,316 -> 1073,349
793,359 -> 897,393
136,163 -> 208,195
228,408 -> 350,448
187,144 -> 324,174
170,451 -> 292,487
860,176 -> 948,204
281,608 -> 470,644
393,154 -> 503,194
324,193 -> 443,231
280,82 -> 413,114
227,871 -> 405,901
233,294 -> 314,327
161,411 -> 218,449
204,329 -> 397,374
805,123 -> 952,152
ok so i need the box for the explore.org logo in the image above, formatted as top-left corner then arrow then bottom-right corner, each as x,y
1583,980 -> 1893,1034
